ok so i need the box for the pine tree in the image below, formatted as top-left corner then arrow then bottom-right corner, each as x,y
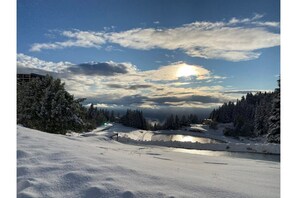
164,114 -> 175,130
110,110 -> 115,122
180,115 -> 188,127
17,75 -> 87,134
267,79 -> 280,143
120,109 -> 148,130
175,115 -> 180,129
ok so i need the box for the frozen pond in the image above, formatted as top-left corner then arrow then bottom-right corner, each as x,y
151,134 -> 225,144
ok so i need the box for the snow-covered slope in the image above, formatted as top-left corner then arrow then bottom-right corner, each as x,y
17,126 -> 280,198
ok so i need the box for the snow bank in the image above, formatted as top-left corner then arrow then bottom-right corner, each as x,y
66,123 -> 114,137
17,126 -> 280,198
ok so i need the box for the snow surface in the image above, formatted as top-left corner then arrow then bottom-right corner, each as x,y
17,125 -> 280,198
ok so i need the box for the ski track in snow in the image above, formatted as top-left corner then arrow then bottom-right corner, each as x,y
17,125 -> 280,198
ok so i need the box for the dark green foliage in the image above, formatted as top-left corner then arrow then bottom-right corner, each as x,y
163,114 -> 176,130
85,104 -> 121,129
188,114 -> 199,124
210,92 -> 271,137
150,122 -> 163,131
86,104 -> 109,129
254,94 -> 273,135
110,110 -> 115,122
17,75 -> 88,134
209,79 -> 280,142
267,79 -> 280,143
120,109 -> 148,130
162,114 -> 200,130
180,115 -> 189,127
223,127 -> 237,137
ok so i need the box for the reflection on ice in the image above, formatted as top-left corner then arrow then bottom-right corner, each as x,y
151,134 -> 225,144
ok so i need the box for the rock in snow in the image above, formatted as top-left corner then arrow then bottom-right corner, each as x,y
17,125 -> 279,198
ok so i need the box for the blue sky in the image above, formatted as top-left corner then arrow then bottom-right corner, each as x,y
17,0 -> 280,113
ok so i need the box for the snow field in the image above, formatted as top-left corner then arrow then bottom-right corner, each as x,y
17,126 -> 280,198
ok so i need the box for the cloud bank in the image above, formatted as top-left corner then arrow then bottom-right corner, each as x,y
17,54 -> 232,109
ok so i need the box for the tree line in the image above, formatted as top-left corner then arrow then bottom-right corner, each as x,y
120,110 -> 201,131
208,80 -> 280,143
17,75 -> 201,134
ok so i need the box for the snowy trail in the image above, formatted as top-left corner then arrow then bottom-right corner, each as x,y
17,126 -> 280,198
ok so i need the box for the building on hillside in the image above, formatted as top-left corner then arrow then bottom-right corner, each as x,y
17,73 -> 45,83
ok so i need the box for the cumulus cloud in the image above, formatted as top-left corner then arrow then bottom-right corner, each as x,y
142,62 -> 212,82
29,15 -> 279,61
17,53 -> 73,73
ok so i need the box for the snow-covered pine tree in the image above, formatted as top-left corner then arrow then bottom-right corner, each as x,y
267,79 -> 280,143
17,75 -> 87,134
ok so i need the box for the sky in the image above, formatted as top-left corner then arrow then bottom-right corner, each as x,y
17,0 -> 280,118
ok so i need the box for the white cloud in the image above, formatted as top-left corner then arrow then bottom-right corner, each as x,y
30,30 -> 105,52
107,24 -> 279,61
227,14 -> 279,29
142,62 -> 212,81
251,21 -> 280,28
17,53 -> 73,73
28,15 -> 279,61
105,15 -> 279,61
228,14 -> 264,24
